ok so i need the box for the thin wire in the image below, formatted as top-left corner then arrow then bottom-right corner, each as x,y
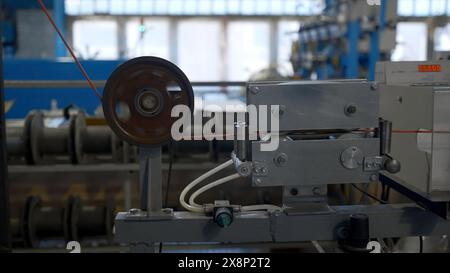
352,184 -> 388,205
37,0 -> 103,101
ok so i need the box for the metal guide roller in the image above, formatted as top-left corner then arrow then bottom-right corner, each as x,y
102,56 -> 195,147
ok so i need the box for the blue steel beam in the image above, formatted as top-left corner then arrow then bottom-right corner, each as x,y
53,0 -> 66,58
4,60 -> 123,119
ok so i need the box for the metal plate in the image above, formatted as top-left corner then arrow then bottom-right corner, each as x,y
431,89 -> 450,192
251,138 -> 380,187
379,85 -> 436,197
103,57 -> 194,147
114,205 -> 450,245
247,80 -> 379,131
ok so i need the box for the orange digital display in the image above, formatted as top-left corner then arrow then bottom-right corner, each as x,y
418,64 -> 442,72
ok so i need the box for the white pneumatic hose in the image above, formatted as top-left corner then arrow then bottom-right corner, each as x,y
179,160 -> 233,213
189,173 -> 241,207
189,175 -> 283,212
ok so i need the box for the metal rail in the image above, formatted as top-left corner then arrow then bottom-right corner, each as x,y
7,162 -> 221,174
115,204 -> 450,246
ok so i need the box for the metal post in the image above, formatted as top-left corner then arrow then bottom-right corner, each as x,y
0,10 -> 11,252
53,0 -> 66,58
169,19 -> 178,63
368,0 -> 386,81
346,20 -> 360,79
139,147 -> 162,213
117,17 -> 127,59
269,18 -> 278,67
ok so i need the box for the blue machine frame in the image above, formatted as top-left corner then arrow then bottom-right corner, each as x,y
4,59 -> 123,119
297,0 -> 387,81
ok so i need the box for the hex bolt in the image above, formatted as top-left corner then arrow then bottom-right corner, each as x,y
251,87 -> 260,95
312,187 -> 322,196
129,208 -> 140,215
370,82 -> 378,90
345,104 -> 357,116
239,165 -> 251,177
274,153 -> 288,167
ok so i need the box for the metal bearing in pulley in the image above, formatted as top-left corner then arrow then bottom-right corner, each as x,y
102,56 -> 194,147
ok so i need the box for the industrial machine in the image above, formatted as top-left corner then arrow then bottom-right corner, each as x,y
101,56 -> 450,252
378,61 -> 450,218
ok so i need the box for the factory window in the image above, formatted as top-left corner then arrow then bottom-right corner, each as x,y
125,19 -> 170,59
391,22 -> 428,61
227,21 -> 270,81
435,24 -> 450,52
397,0 -> 450,16
177,20 -> 222,81
65,0 -> 325,16
73,20 -> 119,59
278,20 -> 300,76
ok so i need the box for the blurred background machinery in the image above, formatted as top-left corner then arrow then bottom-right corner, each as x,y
291,0 -> 397,80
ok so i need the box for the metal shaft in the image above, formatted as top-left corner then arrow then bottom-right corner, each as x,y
41,127 -> 69,155
83,126 -> 112,154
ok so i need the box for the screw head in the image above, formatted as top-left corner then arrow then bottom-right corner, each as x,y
129,208 -> 140,215
162,208 -> 172,214
274,153 -> 288,167
370,174 -> 379,182
312,187 -> 322,195
251,87 -> 260,94
345,104 -> 357,116
371,82 -> 378,90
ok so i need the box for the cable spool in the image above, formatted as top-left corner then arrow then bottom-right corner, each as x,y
6,122 -> 26,159
6,112 -> 38,164
29,111 -> 77,164
68,196 -> 114,243
102,56 -> 194,147
74,112 -> 122,164
22,196 -> 70,248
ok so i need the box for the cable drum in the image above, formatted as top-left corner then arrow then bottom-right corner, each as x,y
74,111 -> 121,163
29,111 -> 77,164
22,196 -> 70,248
68,196 -> 114,243
102,56 -> 194,147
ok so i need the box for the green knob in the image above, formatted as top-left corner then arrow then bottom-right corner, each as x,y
216,213 -> 232,228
